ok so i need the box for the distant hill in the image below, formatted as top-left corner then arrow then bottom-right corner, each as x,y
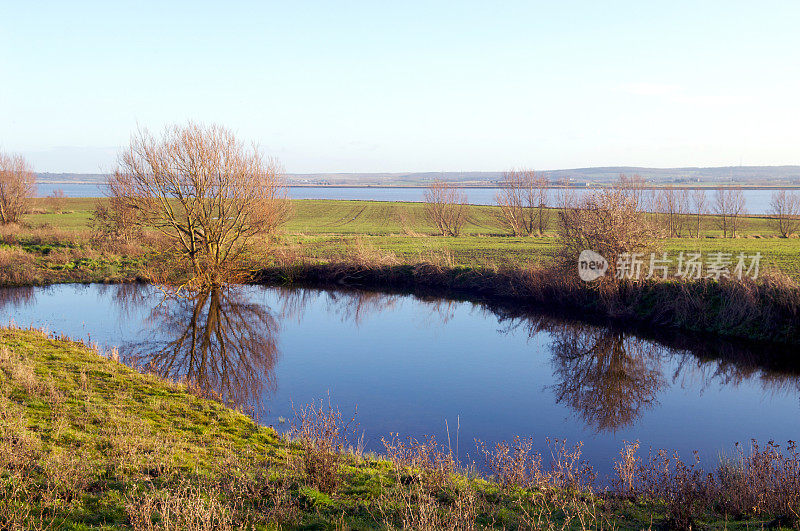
540,166 -> 800,186
287,166 -> 800,186
36,173 -> 108,184
37,166 -> 800,187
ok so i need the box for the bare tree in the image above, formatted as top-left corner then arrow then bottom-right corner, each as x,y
48,188 -> 67,214
495,170 -> 526,237
90,195 -> 142,243
107,122 -> 289,287
122,287 -> 279,413
550,324 -> 665,432
616,174 -> 648,211
532,174 -> 550,235
558,186 -> 657,282
689,188 -> 706,238
729,187 -> 747,238
713,188 -> 731,238
555,177 -> 576,217
654,187 -> 690,237
769,189 -> 800,237
424,179 -> 467,236
495,169 -> 549,236
713,187 -> 747,238
0,151 -> 36,224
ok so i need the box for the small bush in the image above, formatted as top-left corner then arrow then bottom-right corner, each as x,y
287,398 -> 359,494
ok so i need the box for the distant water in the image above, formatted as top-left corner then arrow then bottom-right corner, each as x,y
1,283 -> 797,480
37,182 -> 786,214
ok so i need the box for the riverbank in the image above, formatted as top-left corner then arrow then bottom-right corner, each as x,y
3,198 -> 800,343
1,327 -> 797,529
3,244 -> 798,344
257,258 -> 800,344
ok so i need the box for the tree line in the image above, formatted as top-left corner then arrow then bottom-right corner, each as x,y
424,170 -> 800,239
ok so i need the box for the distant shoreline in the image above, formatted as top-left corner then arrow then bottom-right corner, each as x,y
35,181 -> 800,190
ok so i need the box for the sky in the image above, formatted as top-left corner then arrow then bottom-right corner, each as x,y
1,1 -> 799,173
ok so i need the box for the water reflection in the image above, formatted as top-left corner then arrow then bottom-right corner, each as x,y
491,306 -> 800,432
0,282 -> 798,472
99,284 -> 800,434
0,286 -> 35,311
121,287 -> 280,416
549,326 -> 665,432
275,287 -> 400,325
274,288 -> 800,434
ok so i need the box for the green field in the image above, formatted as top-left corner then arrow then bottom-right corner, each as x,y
19,197 -> 800,278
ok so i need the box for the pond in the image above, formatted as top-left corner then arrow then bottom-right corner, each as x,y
1,283 -> 798,480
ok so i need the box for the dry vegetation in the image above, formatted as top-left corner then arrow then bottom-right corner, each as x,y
1,327 -> 798,530
556,183 -> 659,281
2,188 -> 800,342
0,151 -> 35,224
654,187 -> 690,237
713,187 -> 748,238
2,166 -> 800,342
254,176 -> 800,343
260,250 -> 800,343
47,188 -> 67,214
0,220 -> 152,287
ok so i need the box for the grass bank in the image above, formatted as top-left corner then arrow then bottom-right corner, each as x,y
2,327 -> 799,529
257,255 -> 800,344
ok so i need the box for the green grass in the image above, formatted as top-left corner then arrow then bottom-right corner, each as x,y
26,198 -> 99,230
0,328 -> 280,527
284,199 -> 504,235
280,200 -> 800,276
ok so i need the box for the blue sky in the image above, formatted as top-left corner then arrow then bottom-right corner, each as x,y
1,1 -> 799,173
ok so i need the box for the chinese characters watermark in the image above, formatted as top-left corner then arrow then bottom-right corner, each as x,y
579,250 -> 761,282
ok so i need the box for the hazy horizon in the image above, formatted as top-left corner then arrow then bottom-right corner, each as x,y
32,165 -> 800,188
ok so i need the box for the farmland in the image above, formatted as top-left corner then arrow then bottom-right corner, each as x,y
16,197 -> 800,278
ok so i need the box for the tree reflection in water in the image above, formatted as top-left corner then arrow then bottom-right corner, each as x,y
0,286 -> 35,311
121,287 -> 279,417
110,284 -> 798,433
492,306 -> 800,433
274,286 -> 400,325
548,325 -> 665,432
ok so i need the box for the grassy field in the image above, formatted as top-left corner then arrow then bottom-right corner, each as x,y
2,327 -> 796,529
18,197 -> 800,278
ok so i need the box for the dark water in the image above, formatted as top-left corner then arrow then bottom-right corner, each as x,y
37,182 -> 786,214
1,283 -> 798,479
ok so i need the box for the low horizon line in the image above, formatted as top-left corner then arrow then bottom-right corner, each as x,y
34,163 -> 800,176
